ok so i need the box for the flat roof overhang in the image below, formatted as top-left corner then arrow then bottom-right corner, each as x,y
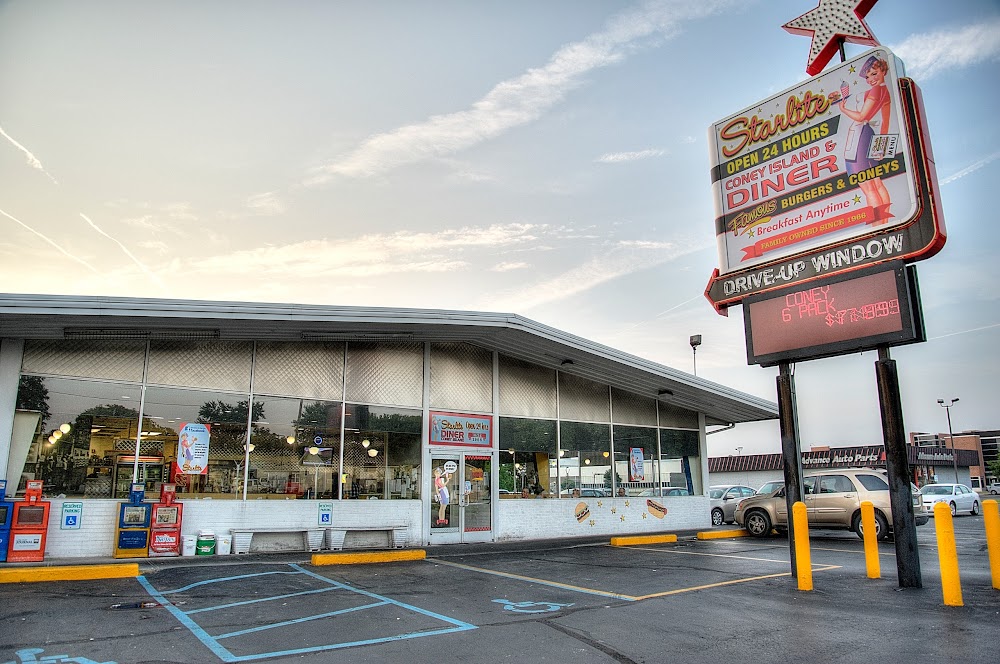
0,293 -> 778,426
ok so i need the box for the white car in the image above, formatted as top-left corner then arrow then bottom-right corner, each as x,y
921,483 -> 981,516
987,482 -> 1000,495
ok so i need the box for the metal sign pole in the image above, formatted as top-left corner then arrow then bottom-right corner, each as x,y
777,361 -> 804,578
875,347 -> 922,588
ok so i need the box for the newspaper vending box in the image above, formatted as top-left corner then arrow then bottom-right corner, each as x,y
7,480 -> 50,563
114,483 -> 151,559
149,483 -> 183,557
0,480 -> 14,563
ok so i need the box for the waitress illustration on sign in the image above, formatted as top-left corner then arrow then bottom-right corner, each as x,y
829,54 -> 893,223
433,466 -> 451,526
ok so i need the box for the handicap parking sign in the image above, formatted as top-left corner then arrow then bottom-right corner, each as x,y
318,502 -> 332,526
61,502 -> 83,530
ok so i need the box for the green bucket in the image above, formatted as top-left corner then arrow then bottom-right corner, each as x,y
195,530 -> 216,555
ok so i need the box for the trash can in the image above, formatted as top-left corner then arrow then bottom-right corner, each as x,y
182,535 -> 197,557
216,533 -> 232,556
195,530 -> 216,555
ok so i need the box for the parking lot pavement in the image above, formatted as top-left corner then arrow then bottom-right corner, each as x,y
1,517 -> 997,664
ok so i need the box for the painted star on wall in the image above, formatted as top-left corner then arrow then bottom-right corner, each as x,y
783,0 -> 880,76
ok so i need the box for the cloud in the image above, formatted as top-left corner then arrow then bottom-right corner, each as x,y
0,124 -> 58,183
892,18 -> 1000,80
307,0 -> 732,183
939,151 -> 1000,186
79,213 -> 168,291
0,207 -> 98,272
246,192 -> 286,215
596,149 -> 664,163
491,261 -> 529,272
195,223 -> 544,278
486,237 -> 705,312
137,240 -> 170,254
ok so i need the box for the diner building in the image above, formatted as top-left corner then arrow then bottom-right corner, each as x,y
0,294 -> 777,558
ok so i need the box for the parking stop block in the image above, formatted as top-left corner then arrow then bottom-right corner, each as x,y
696,529 -> 749,540
0,563 -> 139,584
312,549 -> 426,565
610,534 -> 678,547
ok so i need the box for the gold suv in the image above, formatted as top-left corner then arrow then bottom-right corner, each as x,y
733,468 -> 927,540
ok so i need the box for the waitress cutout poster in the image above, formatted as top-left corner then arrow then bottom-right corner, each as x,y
174,422 -> 210,475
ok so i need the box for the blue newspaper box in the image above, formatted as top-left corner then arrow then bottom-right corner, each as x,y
114,483 -> 152,558
0,480 -> 14,563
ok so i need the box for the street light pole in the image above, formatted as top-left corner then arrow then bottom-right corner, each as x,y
736,446 -> 744,486
690,335 -> 702,376
937,398 -> 960,483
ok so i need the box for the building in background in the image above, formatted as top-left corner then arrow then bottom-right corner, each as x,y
709,441 -> 983,491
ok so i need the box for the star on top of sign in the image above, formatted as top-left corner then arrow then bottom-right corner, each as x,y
783,0 -> 880,76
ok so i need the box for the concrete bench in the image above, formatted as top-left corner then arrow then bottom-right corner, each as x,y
325,525 -> 408,551
230,527 -> 326,555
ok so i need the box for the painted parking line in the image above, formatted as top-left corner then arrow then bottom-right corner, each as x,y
138,563 -> 476,663
430,558 -> 637,602
431,544 -> 841,604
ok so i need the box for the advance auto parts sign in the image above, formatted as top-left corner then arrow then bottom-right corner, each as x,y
705,48 -> 945,314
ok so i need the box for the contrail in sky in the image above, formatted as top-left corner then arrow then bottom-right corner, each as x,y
0,207 -> 98,272
929,322 -> 1000,341
79,213 -> 167,290
0,124 -> 58,184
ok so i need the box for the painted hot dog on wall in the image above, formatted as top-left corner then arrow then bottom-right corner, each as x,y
646,499 -> 668,519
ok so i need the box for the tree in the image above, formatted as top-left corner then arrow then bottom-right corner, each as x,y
987,460 -> 1000,482
16,375 -> 50,432
198,400 -> 264,424
603,468 -> 622,487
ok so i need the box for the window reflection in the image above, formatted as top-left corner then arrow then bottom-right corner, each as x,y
13,376 -> 143,498
499,417 -> 557,497
344,404 -> 421,500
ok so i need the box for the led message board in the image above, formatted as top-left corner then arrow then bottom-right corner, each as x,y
744,261 -> 924,367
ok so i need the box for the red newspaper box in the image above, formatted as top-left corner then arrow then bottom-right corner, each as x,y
149,483 -> 183,557
7,480 -> 50,563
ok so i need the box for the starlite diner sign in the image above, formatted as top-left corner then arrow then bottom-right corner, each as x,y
429,411 -> 493,448
708,48 -> 917,276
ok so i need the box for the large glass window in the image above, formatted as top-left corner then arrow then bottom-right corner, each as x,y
659,428 -> 702,496
143,386 -> 263,499
613,425 -> 657,496
14,376 -> 142,498
254,396 -> 342,499
344,404 -> 422,500
558,421 -> 612,496
499,417 -> 557,497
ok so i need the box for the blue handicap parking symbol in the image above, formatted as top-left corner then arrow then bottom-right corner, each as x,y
492,599 -> 573,614
65,516 -> 77,526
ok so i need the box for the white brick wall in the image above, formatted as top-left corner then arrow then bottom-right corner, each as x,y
34,496 -> 710,559
38,498 -> 424,559
496,496 -> 710,541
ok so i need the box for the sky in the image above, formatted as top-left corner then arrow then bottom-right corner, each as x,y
1,0 -> 998,457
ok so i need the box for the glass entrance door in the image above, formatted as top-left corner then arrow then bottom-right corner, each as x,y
429,453 -> 492,543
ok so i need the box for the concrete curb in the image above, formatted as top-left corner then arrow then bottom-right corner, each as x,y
610,534 -> 678,547
312,549 -> 427,565
696,529 -> 749,540
0,563 -> 140,584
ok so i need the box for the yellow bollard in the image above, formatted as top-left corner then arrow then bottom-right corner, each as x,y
860,501 -> 881,579
792,501 -> 812,591
934,501 -> 963,606
984,500 -> 1000,590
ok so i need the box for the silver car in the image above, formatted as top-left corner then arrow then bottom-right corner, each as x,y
709,485 -> 756,526
921,483 -> 981,516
